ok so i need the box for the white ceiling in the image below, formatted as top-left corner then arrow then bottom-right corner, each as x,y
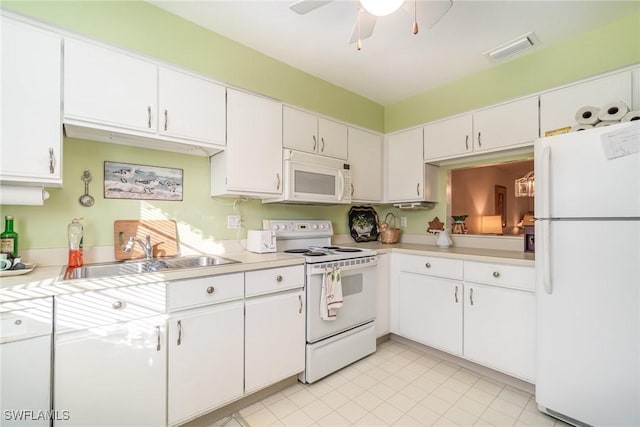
149,0 -> 638,105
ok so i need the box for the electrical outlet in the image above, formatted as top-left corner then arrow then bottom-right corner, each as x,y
227,215 -> 241,229
400,216 -> 407,227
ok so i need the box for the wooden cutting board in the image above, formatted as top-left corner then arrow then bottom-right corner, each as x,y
113,220 -> 179,260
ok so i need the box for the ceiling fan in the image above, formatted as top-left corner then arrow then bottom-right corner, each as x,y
289,0 -> 453,50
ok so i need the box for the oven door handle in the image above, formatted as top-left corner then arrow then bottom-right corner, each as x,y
308,260 -> 377,275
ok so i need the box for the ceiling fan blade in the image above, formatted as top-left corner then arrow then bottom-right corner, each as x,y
401,0 -> 453,29
348,10 -> 377,44
289,0 -> 333,15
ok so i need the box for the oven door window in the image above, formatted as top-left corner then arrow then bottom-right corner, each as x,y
294,170 -> 336,195
342,274 -> 363,297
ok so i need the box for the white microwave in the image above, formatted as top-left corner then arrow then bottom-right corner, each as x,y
263,149 -> 351,204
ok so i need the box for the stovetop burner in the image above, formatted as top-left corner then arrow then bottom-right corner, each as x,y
333,248 -> 362,252
284,249 -> 326,256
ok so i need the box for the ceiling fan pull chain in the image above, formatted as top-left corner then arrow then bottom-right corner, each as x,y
357,7 -> 362,51
413,0 -> 419,35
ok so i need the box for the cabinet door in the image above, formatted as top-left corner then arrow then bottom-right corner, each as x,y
632,68 -> 640,110
375,253 -> 391,338
396,271 -> 463,355
64,38 -> 157,133
540,72 -> 632,135
348,128 -> 382,202
473,96 -> 539,152
283,106 -> 317,154
464,283 -> 535,381
1,17 -> 62,185
387,128 -> 424,202
245,290 -> 305,393
318,117 -> 348,159
168,302 -> 244,426
55,317 -> 166,426
423,114 -> 472,161
158,68 -> 225,145
225,89 -> 283,195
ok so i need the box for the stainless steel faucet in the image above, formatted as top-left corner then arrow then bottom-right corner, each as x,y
123,234 -> 154,259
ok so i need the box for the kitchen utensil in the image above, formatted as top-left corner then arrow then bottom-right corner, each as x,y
79,169 -> 95,207
113,220 -> 179,260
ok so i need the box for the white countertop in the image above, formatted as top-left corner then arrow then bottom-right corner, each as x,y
0,244 -> 533,303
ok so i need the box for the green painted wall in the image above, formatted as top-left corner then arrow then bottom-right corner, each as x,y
385,11 -> 640,132
1,2 -> 638,250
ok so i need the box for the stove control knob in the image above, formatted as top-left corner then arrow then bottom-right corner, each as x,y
311,224 -> 318,229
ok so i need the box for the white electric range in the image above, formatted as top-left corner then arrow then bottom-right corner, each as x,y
264,220 -> 378,383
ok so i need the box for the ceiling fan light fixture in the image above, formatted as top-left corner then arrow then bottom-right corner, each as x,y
359,0 -> 404,17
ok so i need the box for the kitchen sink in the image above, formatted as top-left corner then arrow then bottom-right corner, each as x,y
61,255 -> 239,280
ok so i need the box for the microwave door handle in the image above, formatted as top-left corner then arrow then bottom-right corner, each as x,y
337,171 -> 345,201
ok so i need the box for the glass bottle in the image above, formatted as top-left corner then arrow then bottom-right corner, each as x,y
0,216 -> 18,257
67,218 -> 84,268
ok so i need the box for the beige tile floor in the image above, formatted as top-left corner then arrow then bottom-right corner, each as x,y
237,340 -> 568,427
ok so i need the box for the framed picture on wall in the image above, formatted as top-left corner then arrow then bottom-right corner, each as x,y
494,185 -> 507,227
104,161 -> 183,201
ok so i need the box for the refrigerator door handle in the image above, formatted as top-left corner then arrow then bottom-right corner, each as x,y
543,220 -> 553,294
542,146 -> 551,219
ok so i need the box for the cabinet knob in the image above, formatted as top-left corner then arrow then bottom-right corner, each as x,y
492,271 -> 500,278
425,262 -> 431,268
112,300 -> 124,310
276,275 -> 283,283
206,286 -> 215,294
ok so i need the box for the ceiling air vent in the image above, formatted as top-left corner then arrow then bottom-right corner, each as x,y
484,32 -> 536,61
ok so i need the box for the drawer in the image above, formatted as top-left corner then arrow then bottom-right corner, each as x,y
464,261 -> 534,291
398,254 -> 463,280
0,297 -> 53,342
245,265 -> 304,297
168,272 -> 243,311
56,283 -> 167,332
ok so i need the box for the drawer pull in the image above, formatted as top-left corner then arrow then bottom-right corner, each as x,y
425,262 -> 431,268
492,271 -> 500,278
276,275 -> 283,283
112,300 -> 124,310
206,286 -> 215,294
177,320 -> 182,346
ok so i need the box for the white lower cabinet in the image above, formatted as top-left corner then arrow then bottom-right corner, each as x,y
168,302 -> 244,426
391,253 -> 535,382
375,252 -> 390,338
0,297 -> 53,427
245,266 -> 305,393
395,271 -> 463,356
463,282 -> 535,381
54,284 -> 167,426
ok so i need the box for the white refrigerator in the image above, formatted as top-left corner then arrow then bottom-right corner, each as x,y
534,122 -> 640,426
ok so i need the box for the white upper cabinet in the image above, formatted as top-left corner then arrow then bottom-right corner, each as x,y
158,67 -> 226,145
64,38 -> 157,133
348,127 -> 382,202
387,128 -> 425,202
210,89 -> 283,198
473,96 -> 539,153
63,38 -> 225,155
1,17 -> 62,186
540,71 -> 632,136
423,114 -> 473,161
283,106 -> 348,159
424,96 -> 538,162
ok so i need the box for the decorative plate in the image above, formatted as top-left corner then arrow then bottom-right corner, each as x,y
0,263 -> 36,277
348,206 -> 380,242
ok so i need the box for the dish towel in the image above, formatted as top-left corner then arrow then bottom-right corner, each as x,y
320,267 -> 343,320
